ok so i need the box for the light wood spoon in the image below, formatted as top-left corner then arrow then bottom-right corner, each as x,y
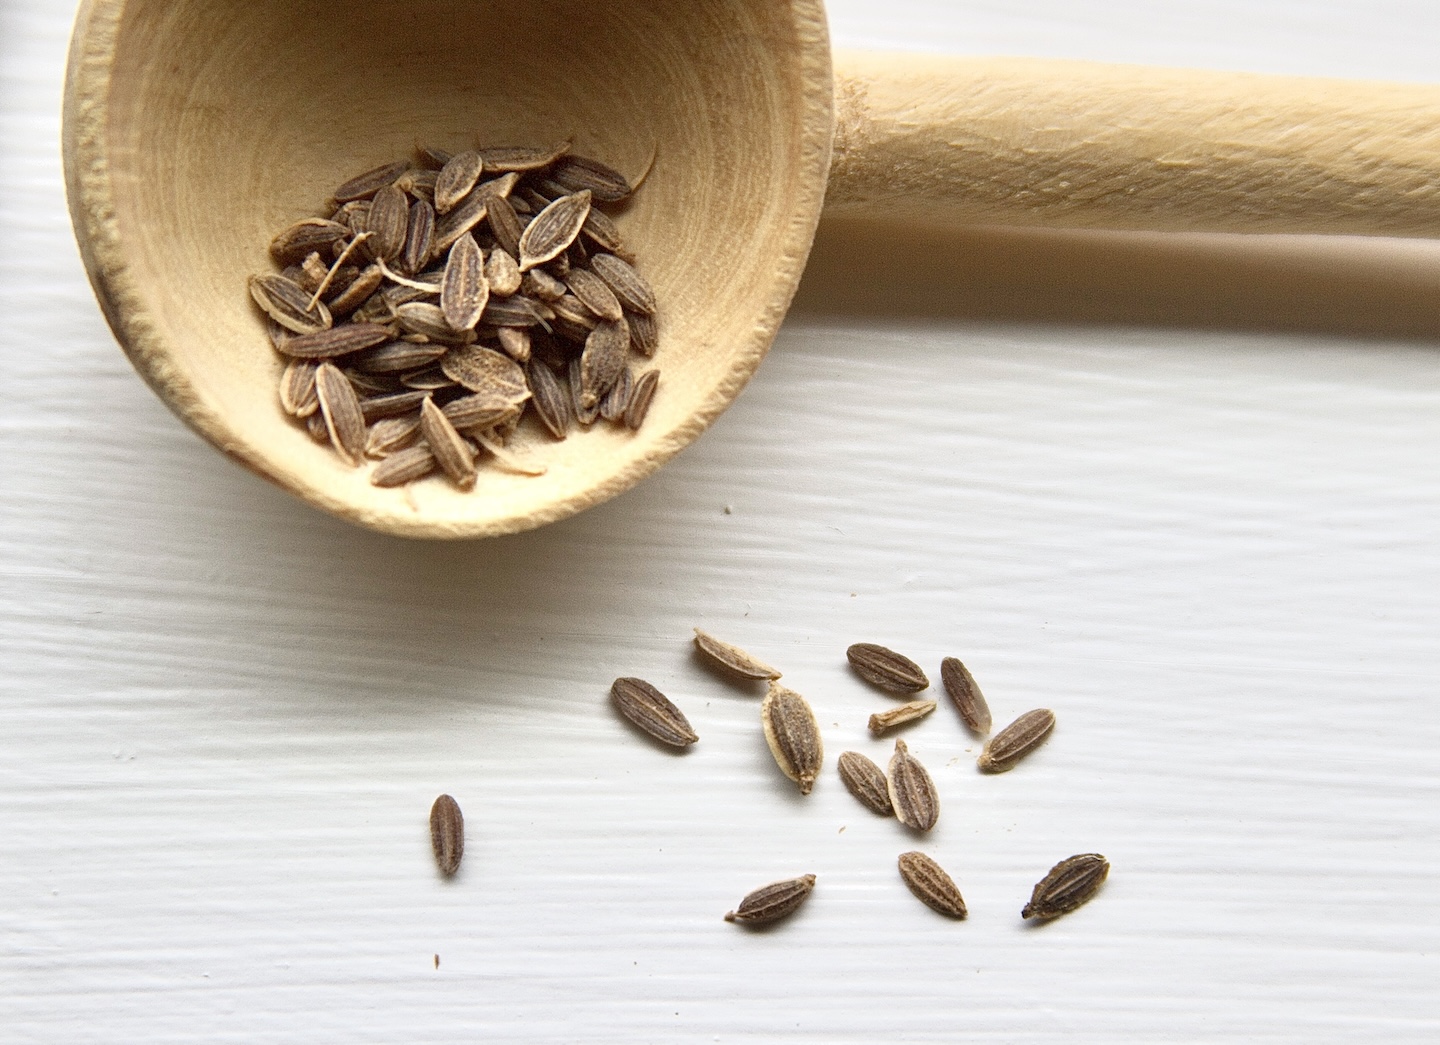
63,0 -> 1440,538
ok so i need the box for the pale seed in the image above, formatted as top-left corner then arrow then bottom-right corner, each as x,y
429,794 -> 464,876
887,739 -> 939,831
522,268 -> 567,302
278,360 -> 319,418
570,354 -> 600,426
847,643 -> 929,693
441,233 -> 488,331
761,682 -> 823,795
978,709 -> 1055,773
898,852 -> 967,919
485,249 -> 522,297
610,677 -> 698,748
868,699 -> 938,736
941,657 -> 992,735
692,628 -> 780,681
1022,854 -> 1109,920
724,874 -> 816,925
496,327 -> 530,363
518,190 -> 591,271
837,751 -> 892,816
443,392 -> 522,432
315,363 -> 366,466
419,397 -> 477,490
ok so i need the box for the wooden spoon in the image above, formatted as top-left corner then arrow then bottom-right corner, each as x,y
62,0 -> 1440,538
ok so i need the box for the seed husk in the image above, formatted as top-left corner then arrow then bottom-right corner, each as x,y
580,317 -> 630,407
278,360 -> 319,418
550,154 -> 632,202
372,444 -> 436,486
332,159 -> 407,203
270,218 -> 350,266
433,150 -> 484,214
249,274 -> 332,334
590,253 -> 656,315
1022,854 -> 1109,920
624,368 -> 659,430
610,676 -> 698,748
476,140 -> 571,172
440,345 -> 529,400
628,310 -> 658,357
868,699 -> 938,736
441,232 -> 488,331
527,360 -> 571,439
429,794 -> 464,876
365,184 -> 410,262
565,267 -> 624,322
837,751 -> 893,816
978,709 -> 1055,773
692,628 -> 780,681
761,682 -> 823,795
315,362 -> 366,465
485,248 -> 522,297
399,199 -> 435,275
419,397 -> 477,490
518,190 -> 592,271
940,657 -> 992,735
847,643 -> 930,693
887,739 -> 939,831
898,852 -> 967,919
724,874 -> 816,925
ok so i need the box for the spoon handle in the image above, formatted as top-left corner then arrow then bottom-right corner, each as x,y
826,51 -> 1440,237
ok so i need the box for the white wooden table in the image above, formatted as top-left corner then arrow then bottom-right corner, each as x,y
5,2 -> 1440,1040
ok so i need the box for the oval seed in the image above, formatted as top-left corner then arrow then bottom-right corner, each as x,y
433,149 -> 484,214
527,360 -> 571,439
590,252 -> 657,315
419,397 -> 477,490
365,184 -> 410,262
941,657 -> 992,735
887,739 -> 939,831
898,851 -> 967,919
611,677 -> 698,748
441,233 -> 488,331
724,874 -> 816,925
978,708 -> 1055,773
518,190 -> 592,271
249,274 -> 331,335
550,154 -> 633,202
314,363 -> 366,466
331,159 -> 408,203
847,643 -> 930,693
429,794 -> 464,876
761,682 -> 823,795
837,751 -> 893,816
692,628 -> 781,681
1022,853 -> 1109,920
624,368 -> 659,430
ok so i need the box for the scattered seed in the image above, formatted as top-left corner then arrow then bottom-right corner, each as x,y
847,643 -> 929,693
429,794 -> 464,876
761,682 -> 823,795
1022,854 -> 1109,920
978,709 -> 1055,773
837,751 -> 893,816
940,657 -> 992,735
611,677 -> 698,748
898,852 -> 967,919
724,874 -> 816,925
868,699 -> 938,736
692,628 -> 780,681
887,739 -> 939,831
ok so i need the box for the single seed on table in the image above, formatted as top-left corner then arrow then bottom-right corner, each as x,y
419,397 -> 478,490
724,874 -> 816,925
887,738 -> 939,831
847,643 -> 930,693
518,189 -> 592,271
365,184 -> 410,262
692,628 -> 781,681
1022,853 -> 1109,920
371,444 -> 435,486
978,708 -> 1056,773
441,232 -> 488,331
610,677 -> 698,748
433,149 -> 484,214
331,159 -> 408,203
429,794 -> 464,876
314,363 -> 366,466
761,682 -> 823,795
485,248 -> 522,297
897,851 -> 967,919
940,657 -> 991,735
624,368 -> 659,430
249,274 -> 331,334
868,699 -> 938,736
590,253 -> 657,315
837,751 -> 893,816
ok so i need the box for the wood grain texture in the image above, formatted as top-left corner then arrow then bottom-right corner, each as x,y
8,1 -> 1440,1041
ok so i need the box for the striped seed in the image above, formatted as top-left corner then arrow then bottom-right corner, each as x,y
441,233 -> 488,331
419,397 -> 477,490
365,184 -> 410,262
486,195 -> 524,258
978,709 -> 1055,773
371,444 -> 436,486
627,309 -> 657,356
364,414 -> 420,458
761,682 -> 823,795
476,140 -> 571,172
610,677 -> 698,748
550,154 -> 632,202
270,218 -> 350,265
278,360 -> 319,418
565,267 -> 623,322
440,345 -> 529,400
941,657 -> 992,735
590,253 -> 656,314
724,874 -> 815,926
249,274 -> 331,334
314,363 -> 366,465
837,751 -> 893,816
898,852 -> 967,919
518,190 -> 591,271
579,317 -> 630,408
1022,854 -> 1109,920
527,360 -> 571,439
598,366 -> 632,423
624,368 -> 659,430
399,199 -> 435,275
692,628 -> 780,681
429,794 -> 464,876
887,739 -> 939,831
433,150 -> 484,214
847,643 -> 930,693
331,159 -> 407,203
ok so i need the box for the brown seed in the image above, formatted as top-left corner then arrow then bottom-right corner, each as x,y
978,709 -> 1056,773
550,293 -> 598,333
314,363 -> 366,466
628,310 -> 658,357
590,253 -> 657,315
692,628 -> 780,681
527,359 -> 571,439
485,249 -> 522,297
274,322 -> 393,360
442,392 -> 521,432
598,366 -> 632,423
624,368 -> 659,430
278,360 -> 319,418
476,140 -> 571,172
352,340 -> 447,374
371,444 -> 436,486
565,267 -> 624,322
359,389 -> 428,422
761,682 -> 823,795
365,184 -> 410,262
550,154 -> 632,202
270,218 -> 350,266
441,233 -> 488,331
887,739 -> 939,831
847,643 -> 929,693
1022,854 -> 1109,920
433,149 -> 484,214
580,317 -> 630,407
440,345 -> 529,400
332,159 -> 408,203
399,199 -> 435,275
898,852 -> 967,919
415,144 -> 452,169
868,699 -> 938,736
724,874 -> 816,925
429,794 -> 464,876
395,167 -> 438,202
496,327 -> 531,363
430,172 -> 517,254
486,195 -> 524,259
325,263 -> 384,317
522,268 -> 568,302
580,208 -> 626,254
940,657 -> 992,735
837,751 -> 893,816
249,274 -> 331,335
395,302 -> 475,344
610,677 -> 698,748
399,366 -> 456,392
570,354 -> 600,426
483,295 -> 549,328
518,190 -> 592,271
305,410 -> 329,443
365,414 -> 420,458
419,397 -> 477,490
